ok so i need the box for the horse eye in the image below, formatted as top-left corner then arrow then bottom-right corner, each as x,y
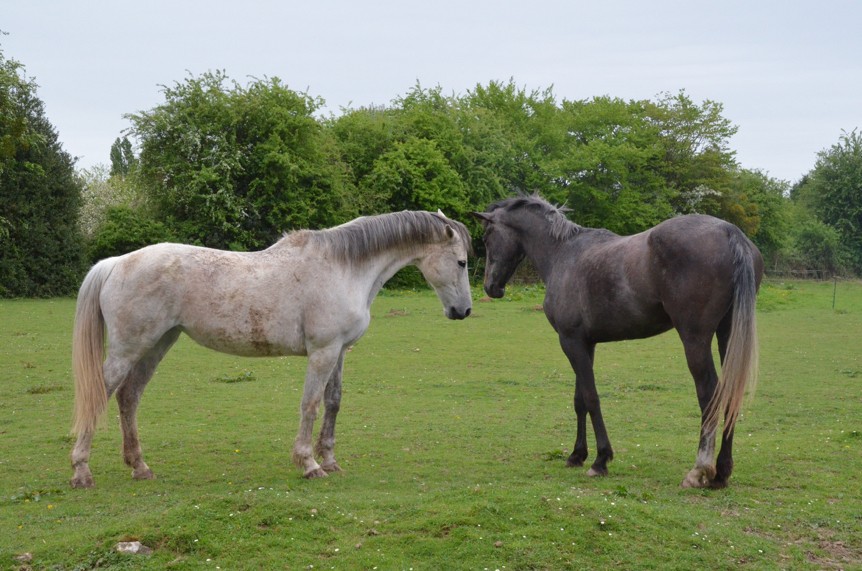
458,260 -> 467,268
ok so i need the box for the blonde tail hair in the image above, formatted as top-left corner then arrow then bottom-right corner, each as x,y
71,260 -> 115,435
706,231 -> 760,434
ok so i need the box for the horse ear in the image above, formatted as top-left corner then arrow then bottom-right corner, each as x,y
436,209 -> 448,219
470,211 -> 492,223
444,224 -> 455,239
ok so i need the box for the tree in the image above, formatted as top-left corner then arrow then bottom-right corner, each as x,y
331,83 -> 513,224
128,71 -> 352,250
0,46 -> 85,296
553,96 -> 674,233
88,206 -> 173,261
465,80 -> 564,199
109,136 -> 136,177
360,136 -> 468,214
77,163 -> 142,239
726,169 -> 790,266
797,129 -> 862,272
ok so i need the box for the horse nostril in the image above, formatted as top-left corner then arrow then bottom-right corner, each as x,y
465,307 -> 471,317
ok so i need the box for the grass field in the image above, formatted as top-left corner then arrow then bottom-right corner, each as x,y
1,279 -> 860,570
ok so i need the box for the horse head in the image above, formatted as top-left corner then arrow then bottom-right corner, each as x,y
416,222 -> 473,320
471,209 -> 525,299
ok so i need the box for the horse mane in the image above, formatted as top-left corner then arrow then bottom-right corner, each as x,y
489,193 -> 582,242
290,211 -> 472,264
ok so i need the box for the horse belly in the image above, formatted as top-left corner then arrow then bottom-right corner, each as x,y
181,315 -> 307,357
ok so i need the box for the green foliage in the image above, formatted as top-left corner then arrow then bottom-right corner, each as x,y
332,83 -> 513,231
362,137 -> 468,213
119,72 -> 796,272
128,71 -> 352,250
109,136 -> 136,177
77,163 -> 144,239
729,169 -> 791,265
797,129 -> 862,272
88,206 -> 174,262
0,47 -> 85,297
789,218 -> 846,276
555,96 -> 674,233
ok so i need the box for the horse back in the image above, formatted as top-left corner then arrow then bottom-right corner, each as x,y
545,228 -> 668,341
546,215 -> 759,342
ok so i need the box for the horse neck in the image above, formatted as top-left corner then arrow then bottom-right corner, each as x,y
351,244 -> 425,307
511,216 -> 566,283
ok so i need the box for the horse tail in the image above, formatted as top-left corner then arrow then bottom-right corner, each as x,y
71,259 -> 116,436
707,228 -> 761,434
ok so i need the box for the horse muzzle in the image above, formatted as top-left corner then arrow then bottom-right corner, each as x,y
447,306 -> 472,320
484,283 -> 506,299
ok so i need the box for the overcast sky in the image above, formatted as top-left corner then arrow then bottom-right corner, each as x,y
4,1 -> 861,184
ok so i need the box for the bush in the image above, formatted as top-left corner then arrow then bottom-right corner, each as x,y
787,220 -> 847,276
88,206 -> 174,262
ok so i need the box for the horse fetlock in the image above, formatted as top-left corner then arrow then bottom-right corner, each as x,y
314,437 -> 335,458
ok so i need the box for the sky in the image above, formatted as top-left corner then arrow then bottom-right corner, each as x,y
4,1 -> 861,184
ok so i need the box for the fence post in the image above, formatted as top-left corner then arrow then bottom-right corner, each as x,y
832,276 -> 838,310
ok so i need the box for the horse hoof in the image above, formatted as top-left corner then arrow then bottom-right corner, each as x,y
566,457 -> 585,468
321,462 -> 342,474
132,467 -> 155,480
70,475 -> 94,489
304,468 -> 329,479
708,478 -> 729,490
586,467 -> 608,477
680,468 -> 710,489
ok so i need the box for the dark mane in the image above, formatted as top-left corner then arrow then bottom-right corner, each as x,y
488,194 -> 582,242
297,210 -> 472,264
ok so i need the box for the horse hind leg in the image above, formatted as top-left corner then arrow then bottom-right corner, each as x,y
711,313 -> 735,488
70,354 -> 139,488
116,328 -> 181,481
679,333 -> 720,489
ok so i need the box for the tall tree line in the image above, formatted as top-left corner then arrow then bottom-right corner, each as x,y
0,47 -> 84,297
3,61 -> 860,296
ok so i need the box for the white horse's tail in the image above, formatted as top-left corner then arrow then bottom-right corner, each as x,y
72,259 -> 116,435
706,229 -> 760,434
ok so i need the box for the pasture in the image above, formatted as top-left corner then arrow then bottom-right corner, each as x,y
1,280 -> 860,569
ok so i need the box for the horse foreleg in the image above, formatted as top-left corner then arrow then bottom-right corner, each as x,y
567,387 -> 589,468
560,337 -> 612,476
293,346 -> 341,478
315,350 -> 346,473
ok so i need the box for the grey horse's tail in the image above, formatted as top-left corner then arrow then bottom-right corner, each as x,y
706,228 -> 760,434
71,259 -> 116,436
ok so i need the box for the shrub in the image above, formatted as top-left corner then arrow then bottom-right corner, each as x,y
88,206 -> 174,262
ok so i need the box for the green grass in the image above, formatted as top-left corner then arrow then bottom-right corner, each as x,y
1,280 -> 861,570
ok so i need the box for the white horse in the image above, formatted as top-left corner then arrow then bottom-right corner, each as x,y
70,210 -> 472,487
